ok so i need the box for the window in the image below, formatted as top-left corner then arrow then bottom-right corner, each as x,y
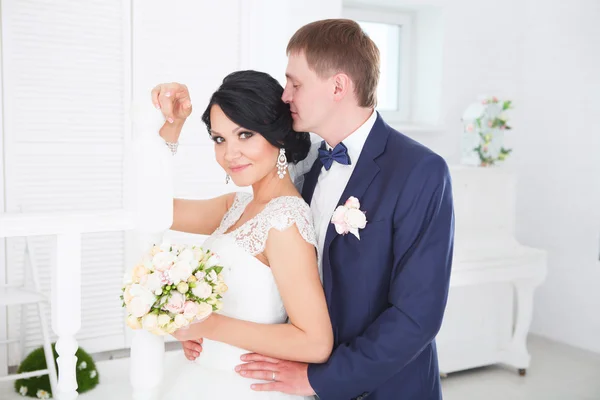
343,7 -> 412,122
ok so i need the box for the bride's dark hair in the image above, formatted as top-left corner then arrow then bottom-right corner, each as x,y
201,70 -> 311,164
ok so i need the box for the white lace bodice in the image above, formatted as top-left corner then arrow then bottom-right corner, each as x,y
191,192 -> 318,373
212,192 -> 318,256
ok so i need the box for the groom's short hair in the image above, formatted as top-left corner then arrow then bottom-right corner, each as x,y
287,19 -> 380,109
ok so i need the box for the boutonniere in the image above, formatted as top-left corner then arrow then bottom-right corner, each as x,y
331,196 -> 367,240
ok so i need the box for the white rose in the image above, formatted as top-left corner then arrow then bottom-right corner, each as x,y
143,273 -> 163,293
193,249 -> 207,263
126,315 -> 142,330
122,272 -> 133,285
152,327 -> 168,336
157,313 -> 171,327
174,314 -> 188,328
196,302 -> 213,321
345,208 -> 367,229
192,281 -> 213,299
207,270 -> 218,282
195,271 -> 206,281
169,260 -> 193,285
207,295 -> 218,305
166,322 -> 179,334
205,254 -> 220,268
130,283 -> 156,307
152,251 -> 176,272
215,282 -> 228,295
178,248 -> 194,263
123,286 -> 133,305
143,258 -> 153,272
127,297 -> 150,318
142,313 -> 158,330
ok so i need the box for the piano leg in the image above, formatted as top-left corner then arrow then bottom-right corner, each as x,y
500,278 -> 541,372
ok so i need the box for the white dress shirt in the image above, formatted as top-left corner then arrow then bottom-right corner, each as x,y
310,111 -> 377,274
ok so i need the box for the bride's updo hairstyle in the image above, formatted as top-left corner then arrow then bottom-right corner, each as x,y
201,70 -> 311,164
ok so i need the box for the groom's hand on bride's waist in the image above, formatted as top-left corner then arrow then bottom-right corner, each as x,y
235,353 -> 315,396
181,339 -> 203,361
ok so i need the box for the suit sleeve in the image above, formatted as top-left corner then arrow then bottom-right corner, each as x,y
307,154 -> 455,399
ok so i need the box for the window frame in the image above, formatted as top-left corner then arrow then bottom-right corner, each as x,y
343,6 -> 413,122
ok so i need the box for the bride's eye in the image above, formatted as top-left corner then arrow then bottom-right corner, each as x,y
211,136 -> 224,144
239,131 -> 254,140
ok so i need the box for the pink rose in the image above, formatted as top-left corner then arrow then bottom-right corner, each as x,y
152,252 -> 176,272
344,196 -> 361,209
164,291 -> 185,314
183,301 -> 199,318
331,206 -> 350,234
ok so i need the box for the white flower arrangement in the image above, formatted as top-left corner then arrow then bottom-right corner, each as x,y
121,243 -> 227,335
462,96 -> 513,166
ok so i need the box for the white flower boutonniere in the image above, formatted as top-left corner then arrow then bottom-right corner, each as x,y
331,196 -> 367,240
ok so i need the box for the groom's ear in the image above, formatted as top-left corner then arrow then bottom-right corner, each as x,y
332,73 -> 351,102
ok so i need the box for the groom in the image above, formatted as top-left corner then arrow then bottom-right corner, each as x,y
186,19 -> 454,399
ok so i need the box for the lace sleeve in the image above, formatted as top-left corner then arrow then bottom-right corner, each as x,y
268,197 -> 318,252
232,196 -> 317,257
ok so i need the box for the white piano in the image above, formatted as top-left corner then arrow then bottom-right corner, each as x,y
436,165 -> 547,376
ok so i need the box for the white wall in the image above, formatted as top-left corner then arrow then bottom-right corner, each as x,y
132,0 -> 342,201
514,0 -> 600,353
360,0 -> 600,353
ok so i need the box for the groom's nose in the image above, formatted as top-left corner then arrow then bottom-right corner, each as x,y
281,86 -> 292,104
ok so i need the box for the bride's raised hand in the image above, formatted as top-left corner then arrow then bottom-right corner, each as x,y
151,82 -> 192,124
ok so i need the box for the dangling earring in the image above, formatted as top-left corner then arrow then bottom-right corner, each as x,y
225,174 -> 230,184
276,148 -> 288,179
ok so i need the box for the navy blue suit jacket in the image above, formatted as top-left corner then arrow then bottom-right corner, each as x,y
303,114 -> 454,400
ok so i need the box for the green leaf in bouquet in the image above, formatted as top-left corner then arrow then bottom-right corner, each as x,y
213,266 -> 224,274
502,100 -> 512,110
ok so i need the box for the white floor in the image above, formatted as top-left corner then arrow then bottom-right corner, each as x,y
1,335 -> 599,399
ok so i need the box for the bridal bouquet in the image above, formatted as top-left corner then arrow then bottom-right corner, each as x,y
121,243 -> 228,335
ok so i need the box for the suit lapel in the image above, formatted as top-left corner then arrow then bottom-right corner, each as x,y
301,156 -> 323,205
321,113 -> 390,301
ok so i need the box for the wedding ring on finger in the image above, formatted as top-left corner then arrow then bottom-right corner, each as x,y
272,371 -> 276,381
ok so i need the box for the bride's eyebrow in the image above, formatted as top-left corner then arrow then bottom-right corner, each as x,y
210,126 -> 244,136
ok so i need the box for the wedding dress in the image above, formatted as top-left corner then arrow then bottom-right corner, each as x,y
160,191 -> 318,400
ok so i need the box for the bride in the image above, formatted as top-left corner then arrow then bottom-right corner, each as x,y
141,70 -> 331,399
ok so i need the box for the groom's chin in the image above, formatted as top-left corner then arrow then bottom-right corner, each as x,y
292,121 -> 306,133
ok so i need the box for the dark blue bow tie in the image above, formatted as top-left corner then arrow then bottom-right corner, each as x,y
318,141 -> 351,171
